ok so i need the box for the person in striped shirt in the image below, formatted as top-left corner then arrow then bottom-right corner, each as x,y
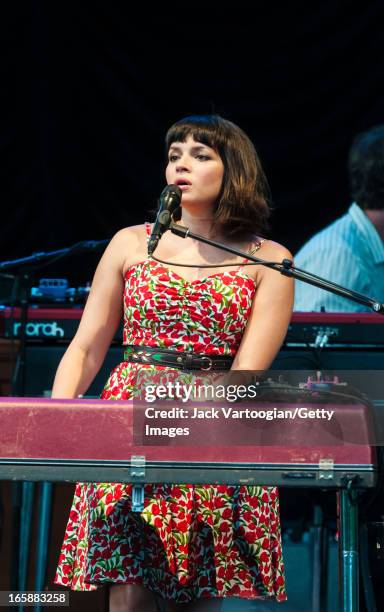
294,124 -> 384,312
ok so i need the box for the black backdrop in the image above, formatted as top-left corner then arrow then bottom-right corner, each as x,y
2,2 -> 384,284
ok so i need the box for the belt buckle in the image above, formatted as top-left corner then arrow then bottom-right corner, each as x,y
201,356 -> 213,371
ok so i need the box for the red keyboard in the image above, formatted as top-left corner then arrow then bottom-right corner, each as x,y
0,397 -> 377,487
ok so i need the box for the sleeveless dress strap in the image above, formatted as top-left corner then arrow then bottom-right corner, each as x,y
144,222 -> 153,259
144,221 -> 152,240
237,239 -> 267,270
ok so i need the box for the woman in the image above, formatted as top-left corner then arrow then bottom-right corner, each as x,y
53,115 -> 294,611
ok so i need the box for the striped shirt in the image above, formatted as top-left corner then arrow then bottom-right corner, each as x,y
294,203 -> 384,312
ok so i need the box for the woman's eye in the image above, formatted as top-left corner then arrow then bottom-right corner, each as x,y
168,154 -> 179,162
196,154 -> 210,161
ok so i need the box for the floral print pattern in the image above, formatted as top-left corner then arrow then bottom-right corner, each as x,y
54,230 -> 286,603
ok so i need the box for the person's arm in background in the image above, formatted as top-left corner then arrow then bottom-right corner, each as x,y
294,244 -> 370,312
51,228 -> 139,398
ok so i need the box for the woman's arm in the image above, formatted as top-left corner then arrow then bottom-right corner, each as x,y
51,227 -> 140,398
231,242 -> 294,371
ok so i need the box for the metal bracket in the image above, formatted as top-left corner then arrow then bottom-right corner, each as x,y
130,455 -> 145,512
319,457 -> 334,480
130,455 -> 146,479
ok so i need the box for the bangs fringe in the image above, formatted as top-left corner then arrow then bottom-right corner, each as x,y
165,116 -> 226,153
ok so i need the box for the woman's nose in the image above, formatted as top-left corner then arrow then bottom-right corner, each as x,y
176,155 -> 190,172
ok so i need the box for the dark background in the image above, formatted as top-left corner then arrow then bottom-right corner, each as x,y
2,1 -> 384,285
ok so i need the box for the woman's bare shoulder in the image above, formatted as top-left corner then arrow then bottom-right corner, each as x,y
106,224 -> 148,253
257,238 -> 293,262
97,224 -> 149,275
110,223 -> 148,245
252,239 -> 294,284
109,223 -> 152,273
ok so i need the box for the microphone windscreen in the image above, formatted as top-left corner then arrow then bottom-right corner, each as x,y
160,184 -> 182,212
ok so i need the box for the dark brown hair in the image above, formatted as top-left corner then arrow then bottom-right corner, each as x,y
165,115 -> 271,238
348,124 -> 384,211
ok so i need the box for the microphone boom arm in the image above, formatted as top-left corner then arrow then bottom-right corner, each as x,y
170,223 -> 384,315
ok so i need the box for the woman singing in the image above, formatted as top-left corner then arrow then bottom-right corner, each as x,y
54,115 -> 294,611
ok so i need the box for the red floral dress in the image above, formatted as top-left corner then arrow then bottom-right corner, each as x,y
54,226 -> 287,603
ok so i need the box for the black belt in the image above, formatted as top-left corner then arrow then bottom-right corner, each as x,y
123,345 -> 233,371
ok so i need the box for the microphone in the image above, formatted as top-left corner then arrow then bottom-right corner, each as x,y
147,184 -> 182,256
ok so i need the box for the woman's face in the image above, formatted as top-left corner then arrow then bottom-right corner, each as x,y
166,135 -> 224,210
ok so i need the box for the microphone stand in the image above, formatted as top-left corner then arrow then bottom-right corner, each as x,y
0,238 -> 109,604
170,221 -> 376,612
170,223 -> 384,314
1,239 -> 109,396
0,239 -> 109,273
